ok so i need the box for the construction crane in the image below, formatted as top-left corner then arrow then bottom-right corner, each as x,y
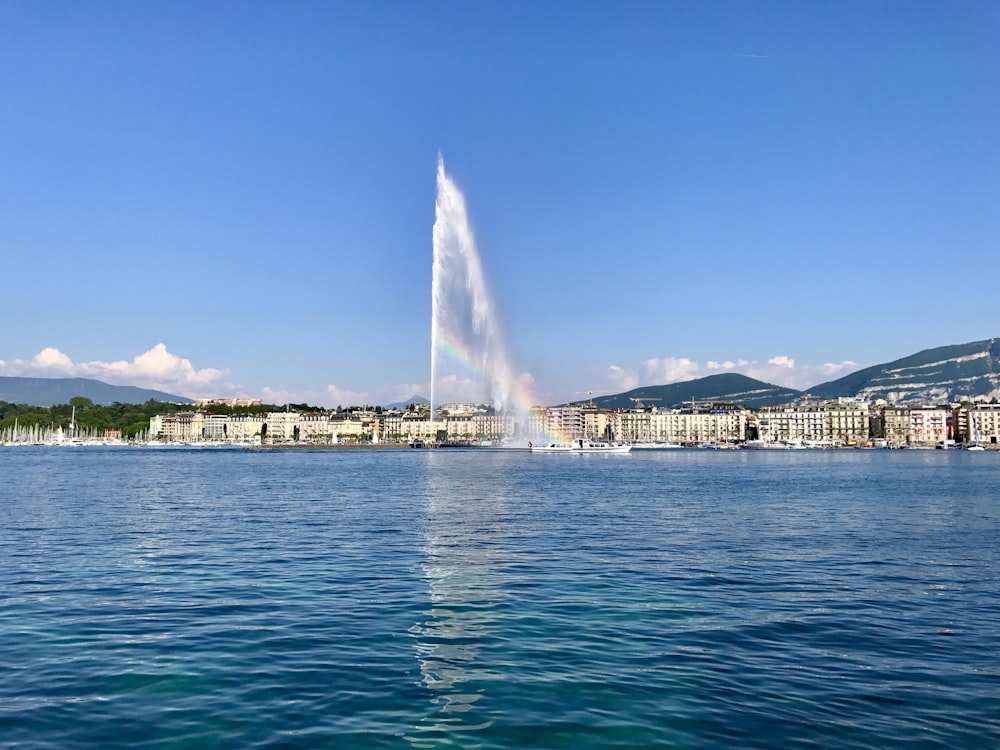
575,390 -> 610,408
629,396 -> 661,410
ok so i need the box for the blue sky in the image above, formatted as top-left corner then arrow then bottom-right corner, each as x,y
2,1 -> 998,406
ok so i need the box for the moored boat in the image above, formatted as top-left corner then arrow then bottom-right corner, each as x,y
530,438 -> 631,454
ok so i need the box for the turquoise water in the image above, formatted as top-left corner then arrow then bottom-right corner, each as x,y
1,447 -> 998,748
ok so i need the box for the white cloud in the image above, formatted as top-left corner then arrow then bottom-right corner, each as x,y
433,373 -> 491,404
0,344 -> 229,398
603,364 -> 639,392
768,355 -> 795,369
250,386 -> 345,409
641,357 -> 703,383
325,384 -> 370,407
383,382 -> 430,405
33,347 -> 75,372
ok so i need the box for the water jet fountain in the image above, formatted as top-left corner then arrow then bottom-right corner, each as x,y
430,155 -> 527,431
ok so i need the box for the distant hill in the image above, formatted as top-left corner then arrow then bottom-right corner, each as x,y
384,394 -> 429,410
809,338 -> 1000,404
583,373 -> 803,410
0,377 -> 193,407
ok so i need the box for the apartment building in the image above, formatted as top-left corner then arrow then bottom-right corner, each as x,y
545,405 -> 584,440
204,414 -> 229,441
882,406 -> 948,446
754,402 -> 869,445
298,412 -> 332,442
226,413 -> 265,441
908,407 -> 949,447
442,412 -> 517,441
151,411 -> 206,441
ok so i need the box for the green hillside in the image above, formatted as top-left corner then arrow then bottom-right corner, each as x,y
809,338 -> 1000,403
583,373 -> 802,410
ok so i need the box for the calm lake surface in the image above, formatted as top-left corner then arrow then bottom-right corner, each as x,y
1,447 -> 998,749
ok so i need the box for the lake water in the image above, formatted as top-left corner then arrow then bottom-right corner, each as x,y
1,447 -> 998,749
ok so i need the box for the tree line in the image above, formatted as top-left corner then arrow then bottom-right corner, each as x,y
0,398 -> 388,439
0,398 -> 192,439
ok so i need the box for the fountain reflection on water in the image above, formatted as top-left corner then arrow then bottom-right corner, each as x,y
405,452 -> 510,746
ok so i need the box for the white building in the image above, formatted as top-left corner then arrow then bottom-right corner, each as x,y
968,403 -> 1000,447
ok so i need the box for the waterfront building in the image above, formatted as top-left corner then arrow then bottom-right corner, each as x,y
226,413 -> 265,441
441,412 -> 516,441
475,413 -> 516,440
755,401 -> 869,445
525,407 -> 547,438
379,411 -> 407,443
619,408 -> 654,443
665,406 -> 748,444
441,407 -> 475,441
298,412 -> 332,442
583,408 -> 621,441
204,414 -> 228,441
882,407 -> 912,446
823,401 -> 870,445
328,412 -> 366,440
545,405 -> 585,440
155,411 -> 206,442
907,407 -> 949,447
967,402 -> 1000,447
263,411 -> 300,442
880,405 -> 947,447
757,406 -> 826,443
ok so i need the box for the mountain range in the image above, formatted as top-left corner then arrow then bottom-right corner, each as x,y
807,338 -> 1000,404
0,377 -> 192,407
3,338 -> 997,409
583,338 -> 1000,409
587,373 -> 802,410
384,395 -> 430,410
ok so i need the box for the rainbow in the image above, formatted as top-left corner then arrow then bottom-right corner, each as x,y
433,329 -> 572,444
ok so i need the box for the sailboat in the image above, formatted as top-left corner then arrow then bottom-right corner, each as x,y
967,411 -> 986,451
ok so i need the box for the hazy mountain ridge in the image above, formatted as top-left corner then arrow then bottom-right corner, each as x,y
384,395 -> 430,410
0,377 -> 192,407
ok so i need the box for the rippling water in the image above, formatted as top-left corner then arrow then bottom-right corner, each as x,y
1,447 -> 998,748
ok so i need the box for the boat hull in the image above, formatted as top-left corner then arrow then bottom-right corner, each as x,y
531,440 -> 631,454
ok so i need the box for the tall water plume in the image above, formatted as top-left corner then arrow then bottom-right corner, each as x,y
431,155 -> 521,420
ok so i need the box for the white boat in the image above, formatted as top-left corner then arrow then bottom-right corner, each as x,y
630,442 -> 682,450
967,414 -> 987,450
742,440 -> 807,450
530,438 -> 631,454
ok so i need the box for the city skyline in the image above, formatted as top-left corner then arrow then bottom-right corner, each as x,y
2,2 -> 998,407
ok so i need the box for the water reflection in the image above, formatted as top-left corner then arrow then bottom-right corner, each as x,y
406,452 -> 514,747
